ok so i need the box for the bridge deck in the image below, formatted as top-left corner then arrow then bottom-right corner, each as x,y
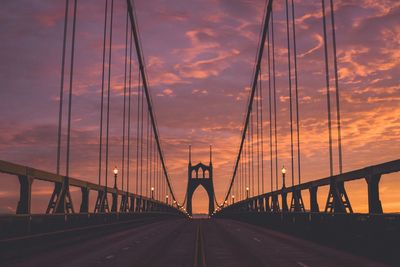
0,219 -> 383,267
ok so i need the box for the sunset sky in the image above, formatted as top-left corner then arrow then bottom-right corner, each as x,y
0,0 -> 399,214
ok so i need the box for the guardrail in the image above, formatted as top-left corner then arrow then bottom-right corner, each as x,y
0,160 -> 185,216
215,159 -> 400,215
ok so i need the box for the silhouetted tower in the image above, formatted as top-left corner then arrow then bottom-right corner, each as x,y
186,145 -> 215,216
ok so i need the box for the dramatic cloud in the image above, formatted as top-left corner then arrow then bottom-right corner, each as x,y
0,0 -> 399,214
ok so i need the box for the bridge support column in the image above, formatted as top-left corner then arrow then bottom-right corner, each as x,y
258,197 -> 264,212
281,191 -> 288,212
290,189 -> 305,212
120,193 -> 129,212
271,194 -> 280,212
46,176 -> 74,214
265,196 -> 270,212
16,175 -> 33,214
325,181 -> 353,213
94,188 -> 109,213
80,187 -> 89,213
129,196 -> 135,212
111,192 -> 118,212
365,174 -> 383,214
309,186 -> 319,212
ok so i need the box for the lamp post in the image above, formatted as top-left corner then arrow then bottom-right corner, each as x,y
232,195 -> 235,204
166,194 -> 169,204
281,165 -> 286,188
113,166 -> 118,189
151,187 -> 154,199
246,187 -> 249,199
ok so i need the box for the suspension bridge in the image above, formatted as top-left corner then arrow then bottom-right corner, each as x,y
0,0 -> 399,266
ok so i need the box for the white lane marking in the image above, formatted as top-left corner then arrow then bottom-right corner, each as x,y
253,237 -> 261,243
134,240 -> 141,244
122,246 -> 130,251
297,261 -> 308,267
105,255 -> 115,260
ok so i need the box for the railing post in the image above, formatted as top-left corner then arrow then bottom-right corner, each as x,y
281,191 -> 288,212
80,187 -> 89,213
309,186 -> 319,212
265,195 -> 270,212
111,191 -> 118,212
16,175 -> 33,214
365,174 -> 383,214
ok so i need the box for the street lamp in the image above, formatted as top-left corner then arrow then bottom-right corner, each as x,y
113,166 -> 118,189
166,194 -> 169,204
281,165 -> 286,188
232,195 -> 235,204
151,187 -> 154,199
246,187 -> 250,199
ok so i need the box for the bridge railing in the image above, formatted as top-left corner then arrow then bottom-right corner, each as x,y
0,160 -> 185,217
215,159 -> 400,216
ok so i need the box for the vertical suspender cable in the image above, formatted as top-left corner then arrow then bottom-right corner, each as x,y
146,112 -> 150,196
271,9 -> 279,190
268,29 -> 273,192
122,9 -> 129,191
98,0 -> 108,186
260,67 -> 265,194
65,0 -> 77,177
127,27 -> 133,193
291,0 -> 301,184
149,119 -> 153,196
285,0 -> 295,187
56,0 -> 69,175
250,111 -> 254,196
329,0 -> 343,174
105,0 -> 114,187
136,70 -> 141,194
140,75 -> 144,196
256,72 -> 260,195
322,0 -> 334,177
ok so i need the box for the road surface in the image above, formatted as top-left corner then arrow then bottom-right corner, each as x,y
0,218 -> 385,266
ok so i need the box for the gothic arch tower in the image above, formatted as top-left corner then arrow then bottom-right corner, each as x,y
186,146 -> 215,216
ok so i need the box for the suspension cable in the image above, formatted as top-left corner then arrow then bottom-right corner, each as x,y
272,9 -> 279,190
122,9 -> 129,191
260,66 -> 265,194
268,28 -> 273,192
213,0 -> 273,205
56,0 -> 69,175
291,0 -> 301,184
140,72 -> 144,196
127,26 -> 133,193
256,71 -> 260,195
330,0 -> 343,174
285,0 -> 295,187
322,0 -> 334,177
127,0 -> 180,203
136,68 -> 141,194
105,0 -> 114,188
146,111 -> 150,197
65,0 -> 77,177
98,0 -> 108,186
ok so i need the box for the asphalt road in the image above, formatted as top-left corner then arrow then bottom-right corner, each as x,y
0,218 -> 386,267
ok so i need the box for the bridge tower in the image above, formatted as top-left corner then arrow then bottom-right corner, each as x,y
186,146 -> 215,216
